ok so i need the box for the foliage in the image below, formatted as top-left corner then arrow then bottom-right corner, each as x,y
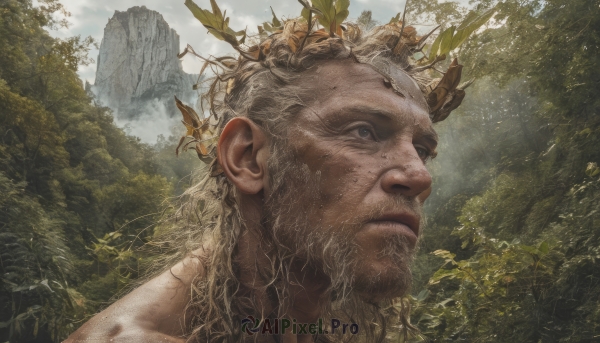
259,7 -> 283,34
0,1 -> 175,341
184,0 -> 247,46
304,0 -> 350,36
409,0 -> 600,341
426,7 -> 496,62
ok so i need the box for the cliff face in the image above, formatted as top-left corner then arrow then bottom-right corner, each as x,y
94,6 -> 196,119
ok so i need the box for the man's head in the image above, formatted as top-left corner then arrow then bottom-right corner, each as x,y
172,12 -> 467,342
218,59 -> 436,302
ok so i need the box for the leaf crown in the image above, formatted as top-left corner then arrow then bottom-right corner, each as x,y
176,0 -> 495,168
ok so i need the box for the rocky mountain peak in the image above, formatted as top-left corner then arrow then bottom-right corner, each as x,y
94,6 -> 196,120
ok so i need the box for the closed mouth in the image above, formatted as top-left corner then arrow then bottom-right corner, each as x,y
367,212 -> 420,242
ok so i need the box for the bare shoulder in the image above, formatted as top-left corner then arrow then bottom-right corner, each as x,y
63,249 -> 207,343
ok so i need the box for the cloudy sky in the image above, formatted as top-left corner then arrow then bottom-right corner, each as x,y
41,0 -> 470,143
44,0 -> 456,84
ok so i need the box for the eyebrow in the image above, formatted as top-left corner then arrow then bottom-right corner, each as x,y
419,126 -> 439,147
339,106 -> 396,123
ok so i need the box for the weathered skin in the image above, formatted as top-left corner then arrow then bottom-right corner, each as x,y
64,59 -> 437,343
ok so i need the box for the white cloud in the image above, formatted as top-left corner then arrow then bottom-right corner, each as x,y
113,99 -> 182,144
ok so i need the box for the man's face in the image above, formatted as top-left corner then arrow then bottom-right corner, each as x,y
263,59 -> 437,301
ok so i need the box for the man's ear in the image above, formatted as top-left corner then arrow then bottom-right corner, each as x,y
217,117 -> 269,194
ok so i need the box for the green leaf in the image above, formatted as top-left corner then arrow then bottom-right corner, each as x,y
335,9 -> 349,28
270,6 -> 282,27
416,289 -> 430,302
185,0 -> 245,46
335,0 -> 350,23
450,8 -> 495,50
432,249 -> 457,262
238,30 -> 247,45
389,12 -> 401,24
438,26 -> 456,57
456,10 -> 480,30
427,28 -> 444,61
521,245 -> 538,255
538,241 -> 549,255
301,6 -> 311,23
312,0 -> 334,29
209,0 -> 223,21
185,0 -> 225,40
311,0 -> 350,34
429,268 -> 460,284
425,7 -> 495,62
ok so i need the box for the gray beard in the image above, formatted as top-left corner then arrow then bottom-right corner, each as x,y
261,141 -> 418,306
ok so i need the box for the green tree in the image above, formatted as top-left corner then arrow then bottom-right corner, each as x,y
409,0 -> 600,342
0,1 -> 175,341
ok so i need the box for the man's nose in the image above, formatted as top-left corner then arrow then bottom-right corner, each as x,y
380,145 -> 432,198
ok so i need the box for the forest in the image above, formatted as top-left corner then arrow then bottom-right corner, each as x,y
0,0 -> 598,342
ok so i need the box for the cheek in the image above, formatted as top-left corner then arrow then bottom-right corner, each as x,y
308,155 -> 382,227
290,130 -> 381,214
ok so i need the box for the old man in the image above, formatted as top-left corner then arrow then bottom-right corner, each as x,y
66,1 -> 467,342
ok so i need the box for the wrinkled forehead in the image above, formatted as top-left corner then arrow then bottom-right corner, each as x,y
369,59 -> 429,109
297,58 -> 429,111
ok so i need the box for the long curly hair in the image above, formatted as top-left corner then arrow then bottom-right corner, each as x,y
151,14 -> 467,343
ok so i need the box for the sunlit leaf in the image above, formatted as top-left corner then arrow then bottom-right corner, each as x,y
416,289 -> 430,302
538,241 -> 549,255
427,7 -> 495,62
427,28 -> 444,61
270,6 -> 281,27
438,26 -> 456,57
185,0 -> 246,46
309,0 -> 348,35
301,6 -> 311,23
450,7 -> 496,50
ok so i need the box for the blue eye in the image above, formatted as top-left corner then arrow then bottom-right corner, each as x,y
415,146 -> 431,161
358,127 -> 370,137
356,127 -> 374,139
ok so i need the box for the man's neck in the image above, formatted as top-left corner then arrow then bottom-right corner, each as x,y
235,198 -> 330,341
236,227 -> 330,321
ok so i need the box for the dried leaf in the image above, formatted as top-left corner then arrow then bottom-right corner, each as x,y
428,58 -> 465,123
226,78 -> 235,94
185,0 -> 246,47
427,58 -> 462,113
175,96 -> 201,133
432,89 -> 465,123
196,142 -> 209,157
